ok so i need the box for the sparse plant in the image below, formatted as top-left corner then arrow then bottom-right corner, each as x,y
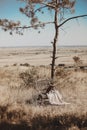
73,56 -> 80,63
13,63 -> 17,66
73,56 -> 82,67
20,63 -> 30,67
55,67 -> 67,78
19,68 -> 38,88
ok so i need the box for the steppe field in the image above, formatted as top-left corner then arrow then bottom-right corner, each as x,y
0,46 -> 87,130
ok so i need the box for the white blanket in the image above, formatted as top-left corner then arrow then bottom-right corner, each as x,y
47,89 -> 70,105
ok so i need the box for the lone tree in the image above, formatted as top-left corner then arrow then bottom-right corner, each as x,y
0,0 -> 87,81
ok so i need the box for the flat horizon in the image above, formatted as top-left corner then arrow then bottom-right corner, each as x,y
0,45 -> 87,48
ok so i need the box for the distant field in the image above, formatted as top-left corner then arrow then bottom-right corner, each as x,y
0,46 -> 87,66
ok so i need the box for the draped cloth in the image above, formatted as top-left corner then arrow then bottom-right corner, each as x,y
47,89 -> 70,105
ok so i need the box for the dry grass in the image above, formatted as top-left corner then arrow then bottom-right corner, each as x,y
0,65 -> 87,130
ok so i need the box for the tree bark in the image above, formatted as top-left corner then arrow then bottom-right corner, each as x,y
51,0 -> 58,80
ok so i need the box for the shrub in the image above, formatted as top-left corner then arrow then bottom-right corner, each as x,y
20,63 -> 30,67
73,56 -> 82,66
55,67 -> 67,78
19,68 -> 38,88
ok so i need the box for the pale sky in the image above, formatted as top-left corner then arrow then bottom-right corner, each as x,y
0,0 -> 87,47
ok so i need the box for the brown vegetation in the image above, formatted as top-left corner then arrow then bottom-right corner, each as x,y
0,47 -> 87,129
0,64 -> 87,129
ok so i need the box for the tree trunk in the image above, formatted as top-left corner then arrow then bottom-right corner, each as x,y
51,2 -> 58,80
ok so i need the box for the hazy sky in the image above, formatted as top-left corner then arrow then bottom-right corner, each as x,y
0,0 -> 87,47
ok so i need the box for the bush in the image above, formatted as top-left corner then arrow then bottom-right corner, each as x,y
19,68 -> 38,88
73,56 -> 82,66
55,67 -> 67,77
20,63 -> 30,67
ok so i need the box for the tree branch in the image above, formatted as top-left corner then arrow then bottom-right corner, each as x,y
58,14 -> 87,28
40,2 -> 55,9
34,5 -> 47,14
16,21 -> 54,29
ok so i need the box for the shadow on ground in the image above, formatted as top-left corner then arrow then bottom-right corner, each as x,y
0,122 -> 87,130
0,122 -> 30,130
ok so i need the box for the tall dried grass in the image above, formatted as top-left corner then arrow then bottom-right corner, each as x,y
0,65 -> 87,129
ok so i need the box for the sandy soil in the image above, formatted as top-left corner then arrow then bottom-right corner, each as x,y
0,46 -> 87,66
